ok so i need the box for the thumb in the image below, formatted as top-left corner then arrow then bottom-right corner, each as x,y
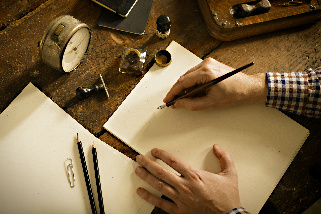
213,144 -> 237,176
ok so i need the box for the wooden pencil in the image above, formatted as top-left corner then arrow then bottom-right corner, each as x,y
92,142 -> 105,214
77,133 -> 97,214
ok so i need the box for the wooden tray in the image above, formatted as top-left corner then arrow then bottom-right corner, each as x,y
197,0 -> 321,41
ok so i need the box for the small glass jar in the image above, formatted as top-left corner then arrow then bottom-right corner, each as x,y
119,48 -> 147,76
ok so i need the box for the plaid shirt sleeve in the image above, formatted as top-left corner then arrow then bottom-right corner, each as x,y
266,68 -> 321,118
227,207 -> 250,214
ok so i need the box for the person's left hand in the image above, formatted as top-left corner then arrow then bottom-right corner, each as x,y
135,144 -> 241,214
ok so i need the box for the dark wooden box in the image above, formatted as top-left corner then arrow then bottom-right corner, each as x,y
197,0 -> 321,41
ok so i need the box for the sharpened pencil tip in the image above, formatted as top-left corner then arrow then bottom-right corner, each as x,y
77,133 -> 81,143
92,142 -> 96,148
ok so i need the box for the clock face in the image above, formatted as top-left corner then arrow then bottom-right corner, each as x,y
62,27 -> 90,72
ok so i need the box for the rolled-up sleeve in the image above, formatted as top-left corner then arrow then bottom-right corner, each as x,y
266,68 -> 321,118
227,207 -> 250,214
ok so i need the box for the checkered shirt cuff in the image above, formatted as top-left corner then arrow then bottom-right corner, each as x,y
266,69 -> 321,118
227,207 -> 250,214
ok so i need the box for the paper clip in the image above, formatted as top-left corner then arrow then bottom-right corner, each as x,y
65,158 -> 75,188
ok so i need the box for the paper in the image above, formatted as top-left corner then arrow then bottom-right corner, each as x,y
104,41 -> 309,213
0,83 -> 158,214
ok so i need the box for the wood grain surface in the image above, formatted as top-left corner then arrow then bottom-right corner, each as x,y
0,0 -> 320,213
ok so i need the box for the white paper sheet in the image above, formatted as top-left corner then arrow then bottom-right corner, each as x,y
104,41 -> 310,213
0,83 -> 158,214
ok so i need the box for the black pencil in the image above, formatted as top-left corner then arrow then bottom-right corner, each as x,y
158,62 -> 254,109
77,133 -> 97,214
92,142 -> 105,214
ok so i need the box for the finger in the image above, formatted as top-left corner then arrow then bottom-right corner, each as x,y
174,96 -> 214,111
163,65 -> 215,103
164,58 -> 224,103
213,144 -> 237,176
135,166 -> 178,199
136,154 -> 182,187
182,57 -> 218,77
163,72 -> 198,103
136,187 -> 178,214
164,57 -> 236,103
151,148 -> 195,178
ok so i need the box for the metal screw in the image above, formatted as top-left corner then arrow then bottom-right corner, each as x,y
212,11 -> 218,17
235,21 -> 242,27
310,5 -> 316,9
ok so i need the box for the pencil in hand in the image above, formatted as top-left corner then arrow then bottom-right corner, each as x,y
157,62 -> 254,109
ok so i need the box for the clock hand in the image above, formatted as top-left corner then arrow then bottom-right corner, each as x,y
65,37 -> 87,55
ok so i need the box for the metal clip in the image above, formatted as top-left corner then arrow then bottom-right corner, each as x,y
65,158 -> 75,188
100,74 -> 110,99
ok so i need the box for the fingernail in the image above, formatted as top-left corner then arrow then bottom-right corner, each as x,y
213,144 -> 220,152
135,166 -> 142,174
136,187 -> 143,195
136,155 -> 142,163
151,148 -> 159,157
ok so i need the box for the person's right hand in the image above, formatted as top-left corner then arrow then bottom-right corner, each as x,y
163,58 -> 267,111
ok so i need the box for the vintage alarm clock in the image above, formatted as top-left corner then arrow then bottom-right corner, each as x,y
39,15 -> 91,72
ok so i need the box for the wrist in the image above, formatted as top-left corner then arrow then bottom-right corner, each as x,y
239,73 -> 267,105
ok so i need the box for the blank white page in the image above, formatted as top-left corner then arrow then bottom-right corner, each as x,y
0,83 -> 158,214
104,41 -> 309,213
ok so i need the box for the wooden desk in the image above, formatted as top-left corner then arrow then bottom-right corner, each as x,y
0,0 -> 320,213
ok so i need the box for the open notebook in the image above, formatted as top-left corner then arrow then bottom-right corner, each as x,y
104,41 -> 310,213
0,83 -> 159,214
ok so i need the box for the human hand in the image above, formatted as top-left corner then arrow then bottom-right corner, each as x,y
163,58 -> 267,111
135,145 -> 241,214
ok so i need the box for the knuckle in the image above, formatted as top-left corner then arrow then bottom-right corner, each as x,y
203,57 -> 215,63
155,199 -> 164,208
142,157 -> 151,167
178,184 -> 192,195
177,75 -> 185,82
155,168 -> 165,178
157,181 -> 164,191
198,69 -> 216,83
187,103 -> 200,111
139,169 -> 149,180
200,64 -> 211,73
169,157 -> 178,165
189,171 -> 202,181
141,159 -> 149,168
